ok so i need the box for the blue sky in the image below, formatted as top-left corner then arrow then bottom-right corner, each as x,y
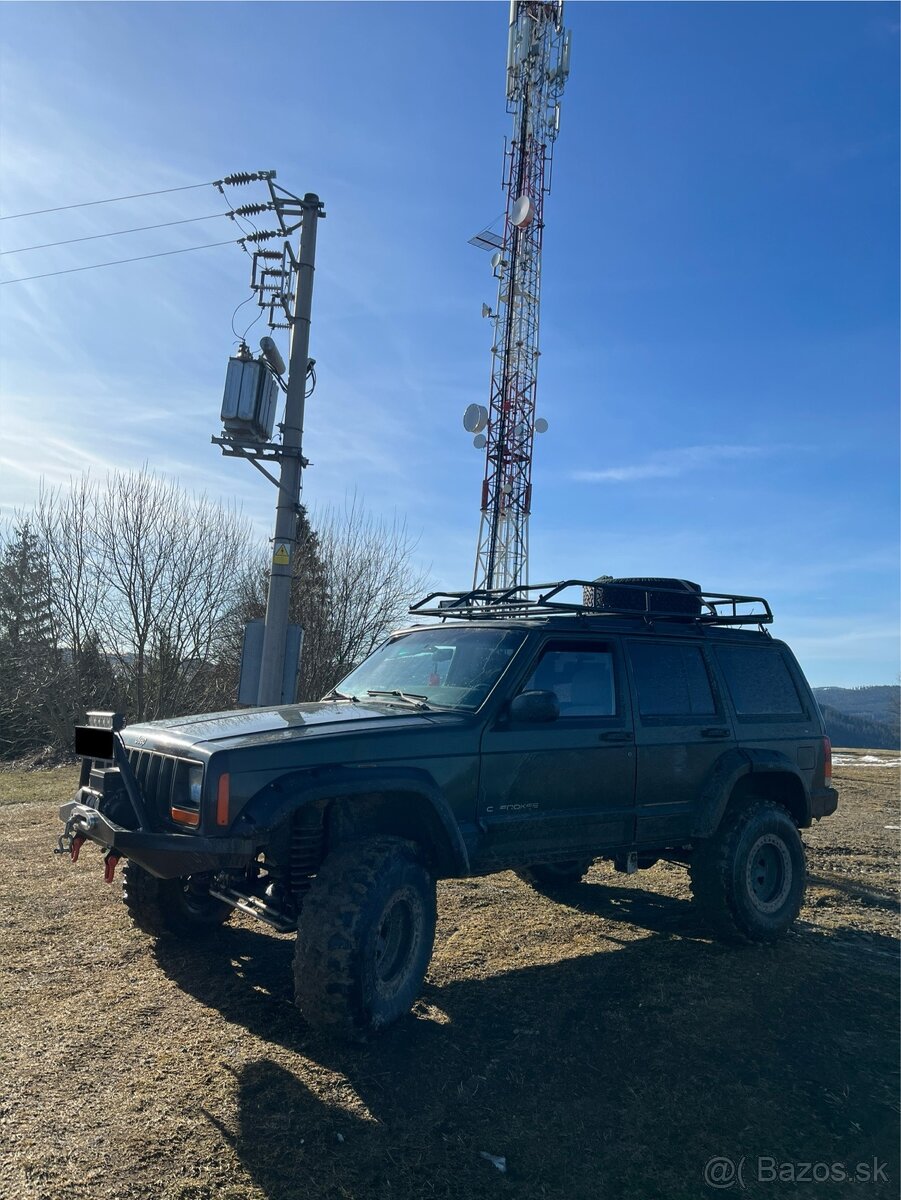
0,1 -> 898,686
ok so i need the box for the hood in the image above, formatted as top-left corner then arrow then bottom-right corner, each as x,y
121,700 -> 437,752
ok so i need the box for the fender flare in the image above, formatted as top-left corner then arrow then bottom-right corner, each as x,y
692,747 -> 811,838
691,749 -> 752,839
238,764 -> 470,875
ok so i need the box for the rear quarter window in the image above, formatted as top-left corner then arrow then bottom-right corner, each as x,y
715,644 -> 805,717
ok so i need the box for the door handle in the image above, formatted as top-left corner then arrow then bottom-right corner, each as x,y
600,730 -> 633,742
701,727 -> 730,738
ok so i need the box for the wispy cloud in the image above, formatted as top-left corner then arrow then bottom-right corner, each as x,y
572,444 -> 772,484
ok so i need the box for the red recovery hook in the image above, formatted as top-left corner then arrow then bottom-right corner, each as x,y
103,851 -> 121,884
70,834 -> 87,863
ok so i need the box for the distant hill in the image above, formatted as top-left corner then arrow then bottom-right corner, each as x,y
814,696 -> 899,751
813,685 -> 899,726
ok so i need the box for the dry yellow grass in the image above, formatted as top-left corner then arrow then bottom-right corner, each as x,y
1,758 -> 898,1199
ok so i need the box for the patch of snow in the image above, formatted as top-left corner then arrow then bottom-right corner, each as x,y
833,754 -> 900,768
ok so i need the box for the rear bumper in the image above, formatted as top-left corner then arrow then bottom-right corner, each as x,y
59,791 -> 256,879
810,786 -> 839,820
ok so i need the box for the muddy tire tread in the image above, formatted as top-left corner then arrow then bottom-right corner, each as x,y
294,836 -> 433,1037
689,799 -> 804,944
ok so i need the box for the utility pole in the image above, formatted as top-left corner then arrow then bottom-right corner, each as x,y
213,180 -> 326,707
256,193 -> 322,706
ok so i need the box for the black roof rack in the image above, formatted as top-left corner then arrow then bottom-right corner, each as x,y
410,579 -> 773,626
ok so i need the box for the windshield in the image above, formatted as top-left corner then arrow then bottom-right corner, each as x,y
332,627 -> 526,710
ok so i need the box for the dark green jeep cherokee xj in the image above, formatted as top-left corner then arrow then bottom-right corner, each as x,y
58,578 -> 837,1038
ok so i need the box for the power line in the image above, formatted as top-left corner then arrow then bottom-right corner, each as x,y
0,212 -> 231,256
0,170 -> 276,222
0,239 -> 238,285
0,181 -> 216,221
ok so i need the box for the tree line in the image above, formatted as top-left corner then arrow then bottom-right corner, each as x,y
0,470 -> 425,759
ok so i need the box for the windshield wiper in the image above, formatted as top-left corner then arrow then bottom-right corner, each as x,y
323,689 -> 358,702
366,689 -> 431,709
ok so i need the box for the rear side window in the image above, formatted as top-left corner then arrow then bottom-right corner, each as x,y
715,644 -> 804,716
628,642 -> 716,717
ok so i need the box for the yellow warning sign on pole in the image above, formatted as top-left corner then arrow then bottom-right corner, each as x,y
272,543 -> 290,566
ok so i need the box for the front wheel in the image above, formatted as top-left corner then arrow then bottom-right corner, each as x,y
689,800 -> 805,943
294,837 -> 436,1038
122,861 -> 233,938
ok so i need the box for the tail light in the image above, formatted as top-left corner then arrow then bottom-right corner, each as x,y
823,736 -> 833,784
216,773 -> 231,827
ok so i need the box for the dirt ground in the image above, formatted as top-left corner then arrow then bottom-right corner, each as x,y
1,753 -> 898,1200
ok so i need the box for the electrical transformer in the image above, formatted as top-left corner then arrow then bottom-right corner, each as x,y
221,357 -> 279,443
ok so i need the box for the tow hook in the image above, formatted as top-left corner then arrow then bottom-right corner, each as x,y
103,851 -> 121,884
55,811 -> 97,859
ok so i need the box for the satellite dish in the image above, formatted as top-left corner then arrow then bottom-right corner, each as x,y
473,434 -> 487,449
481,303 -> 493,319
463,403 -> 489,434
511,195 -> 534,228
534,417 -> 549,433
490,250 -> 506,271
501,481 -> 512,494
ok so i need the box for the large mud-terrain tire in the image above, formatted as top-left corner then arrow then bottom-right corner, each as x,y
689,800 -> 805,943
515,859 -> 593,893
294,837 -> 436,1038
122,861 -> 233,938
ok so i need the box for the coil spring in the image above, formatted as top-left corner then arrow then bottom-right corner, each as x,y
291,819 -> 325,899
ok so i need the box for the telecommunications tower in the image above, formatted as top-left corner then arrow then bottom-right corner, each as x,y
465,1 -> 572,594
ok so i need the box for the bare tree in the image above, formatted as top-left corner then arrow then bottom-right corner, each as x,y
234,496 -> 429,701
91,470 -> 253,720
310,496 -> 428,690
32,477 -> 115,743
1,473 -> 427,756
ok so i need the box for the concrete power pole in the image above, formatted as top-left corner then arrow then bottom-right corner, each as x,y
256,193 -> 322,706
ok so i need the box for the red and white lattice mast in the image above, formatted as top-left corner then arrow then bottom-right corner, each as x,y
466,1 -> 571,594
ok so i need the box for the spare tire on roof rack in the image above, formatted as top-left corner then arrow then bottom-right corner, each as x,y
583,577 -> 703,617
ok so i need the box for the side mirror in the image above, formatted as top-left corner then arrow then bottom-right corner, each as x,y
509,689 -> 560,723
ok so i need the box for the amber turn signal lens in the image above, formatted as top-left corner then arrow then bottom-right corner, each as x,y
171,806 -> 200,827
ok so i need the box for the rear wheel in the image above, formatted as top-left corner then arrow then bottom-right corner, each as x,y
689,800 -> 805,943
515,859 -> 593,894
294,837 -> 436,1038
122,861 -> 233,938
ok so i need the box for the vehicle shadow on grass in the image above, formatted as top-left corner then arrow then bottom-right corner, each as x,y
155,914 -> 899,1200
554,875 -> 711,939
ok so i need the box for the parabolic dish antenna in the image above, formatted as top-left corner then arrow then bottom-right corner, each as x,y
534,417 -> 549,433
473,433 -> 487,449
463,403 -> 489,434
490,250 -> 505,271
511,195 -> 534,228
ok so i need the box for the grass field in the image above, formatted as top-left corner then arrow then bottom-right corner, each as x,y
1,756 -> 898,1200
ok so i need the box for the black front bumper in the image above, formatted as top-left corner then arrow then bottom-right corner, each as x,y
810,786 -> 839,820
59,790 -> 256,879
